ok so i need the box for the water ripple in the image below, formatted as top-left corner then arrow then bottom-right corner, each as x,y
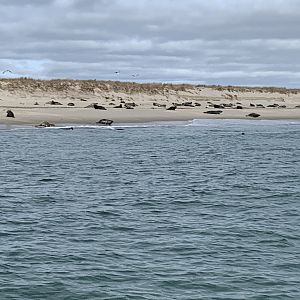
0,121 -> 299,299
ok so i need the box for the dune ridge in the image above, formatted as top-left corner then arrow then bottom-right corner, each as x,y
1,78 -> 300,125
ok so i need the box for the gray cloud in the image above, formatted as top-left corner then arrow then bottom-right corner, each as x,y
1,0 -> 300,86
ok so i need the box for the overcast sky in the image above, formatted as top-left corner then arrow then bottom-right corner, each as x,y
1,0 -> 300,86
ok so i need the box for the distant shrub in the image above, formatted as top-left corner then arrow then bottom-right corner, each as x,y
0,78 -> 299,95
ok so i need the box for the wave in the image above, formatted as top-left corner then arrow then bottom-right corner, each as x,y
188,118 -> 300,127
1,118 -> 300,131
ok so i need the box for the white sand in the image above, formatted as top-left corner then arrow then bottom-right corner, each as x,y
1,79 -> 300,125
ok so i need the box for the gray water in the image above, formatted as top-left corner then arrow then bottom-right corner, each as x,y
0,119 -> 299,299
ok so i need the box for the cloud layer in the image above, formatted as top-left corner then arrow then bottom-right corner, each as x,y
1,0 -> 300,86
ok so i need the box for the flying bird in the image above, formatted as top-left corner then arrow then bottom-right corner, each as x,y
2,70 -> 12,74
114,71 -> 120,74
132,74 -> 139,77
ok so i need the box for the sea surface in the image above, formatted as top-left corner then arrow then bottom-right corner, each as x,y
0,119 -> 299,299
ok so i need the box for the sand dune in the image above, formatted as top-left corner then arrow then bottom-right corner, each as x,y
1,78 -> 299,125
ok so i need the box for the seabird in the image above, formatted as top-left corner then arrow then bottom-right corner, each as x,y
2,70 -> 12,74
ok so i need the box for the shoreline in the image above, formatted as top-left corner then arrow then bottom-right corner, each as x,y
1,108 -> 300,127
1,78 -> 299,125
1,115 -> 300,131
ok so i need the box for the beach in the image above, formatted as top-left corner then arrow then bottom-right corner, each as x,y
1,78 -> 300,125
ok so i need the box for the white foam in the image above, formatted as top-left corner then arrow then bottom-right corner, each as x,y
1,119 -> 299,131
188,119 -> 300,127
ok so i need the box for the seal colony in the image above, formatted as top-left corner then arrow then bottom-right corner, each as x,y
0,78 -> 300,126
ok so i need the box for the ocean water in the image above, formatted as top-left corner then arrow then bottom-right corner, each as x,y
0,119 -> 299,300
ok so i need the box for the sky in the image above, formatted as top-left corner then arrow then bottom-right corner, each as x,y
0,0 -> 300,87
